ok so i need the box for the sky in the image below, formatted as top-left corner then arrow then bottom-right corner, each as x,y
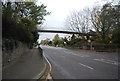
36,0 -> 113,42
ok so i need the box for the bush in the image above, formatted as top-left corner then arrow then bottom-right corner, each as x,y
59,44 -> 64,47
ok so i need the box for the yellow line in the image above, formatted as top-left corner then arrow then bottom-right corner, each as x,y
43,53 -> 52,79
33,53 -> 52,79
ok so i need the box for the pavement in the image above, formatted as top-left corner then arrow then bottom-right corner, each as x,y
2,48 -> 50,80
41,45 -> 119,80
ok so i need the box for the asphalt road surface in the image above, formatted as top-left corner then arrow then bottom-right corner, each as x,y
41,46 -> 118,79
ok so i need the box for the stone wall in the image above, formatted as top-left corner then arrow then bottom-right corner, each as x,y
2,39 -> 29,66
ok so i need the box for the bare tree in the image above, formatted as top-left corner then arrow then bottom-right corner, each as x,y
65,8 -> 91,33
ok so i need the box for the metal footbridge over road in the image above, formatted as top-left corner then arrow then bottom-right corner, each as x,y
34,29 -> 96,36
35,29 -> 96,50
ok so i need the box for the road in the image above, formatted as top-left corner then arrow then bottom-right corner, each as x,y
41,46 -> 118,79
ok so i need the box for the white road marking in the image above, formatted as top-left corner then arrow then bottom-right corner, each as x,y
79,63 -> 94,70
94,59 -> 118,65
64,51 -> 89,57
61,56 -> 65,58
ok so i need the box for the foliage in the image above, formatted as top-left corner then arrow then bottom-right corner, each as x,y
2,2 -> 49,44
112,28 -> 120,46
91,3 -> 119,43
40,38 -> 51,45
48,41 -> 53,45
64,1 -> 119,48
40,35 -> 67,47
58,39 -> 64,46
52,34 -> 60,46
111,2 -> 120,45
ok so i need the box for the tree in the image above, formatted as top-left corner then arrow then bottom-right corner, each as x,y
67,34 -> 76,46
65,9 -> 91,33
53,34 -> 60,46
65,9 -> 91,41
111,2 -> 120,45
91,3 -> 116,43
40,38 -> 51,45
2,1 -> 49,43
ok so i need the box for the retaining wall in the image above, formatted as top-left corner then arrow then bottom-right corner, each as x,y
2,39 -> 29,66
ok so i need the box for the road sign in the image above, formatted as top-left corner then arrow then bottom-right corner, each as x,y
88,40 -> 91,43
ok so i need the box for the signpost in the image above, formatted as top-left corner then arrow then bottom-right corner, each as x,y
88,40 -> 93,50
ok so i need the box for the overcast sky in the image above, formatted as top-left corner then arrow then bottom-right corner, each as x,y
37,0 -> 113,42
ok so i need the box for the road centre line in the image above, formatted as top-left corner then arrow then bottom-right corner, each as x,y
72,53 -> 89,57
79,63 -> 94,70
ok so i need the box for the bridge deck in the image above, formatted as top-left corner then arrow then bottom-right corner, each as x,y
35,30 -> 96,36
